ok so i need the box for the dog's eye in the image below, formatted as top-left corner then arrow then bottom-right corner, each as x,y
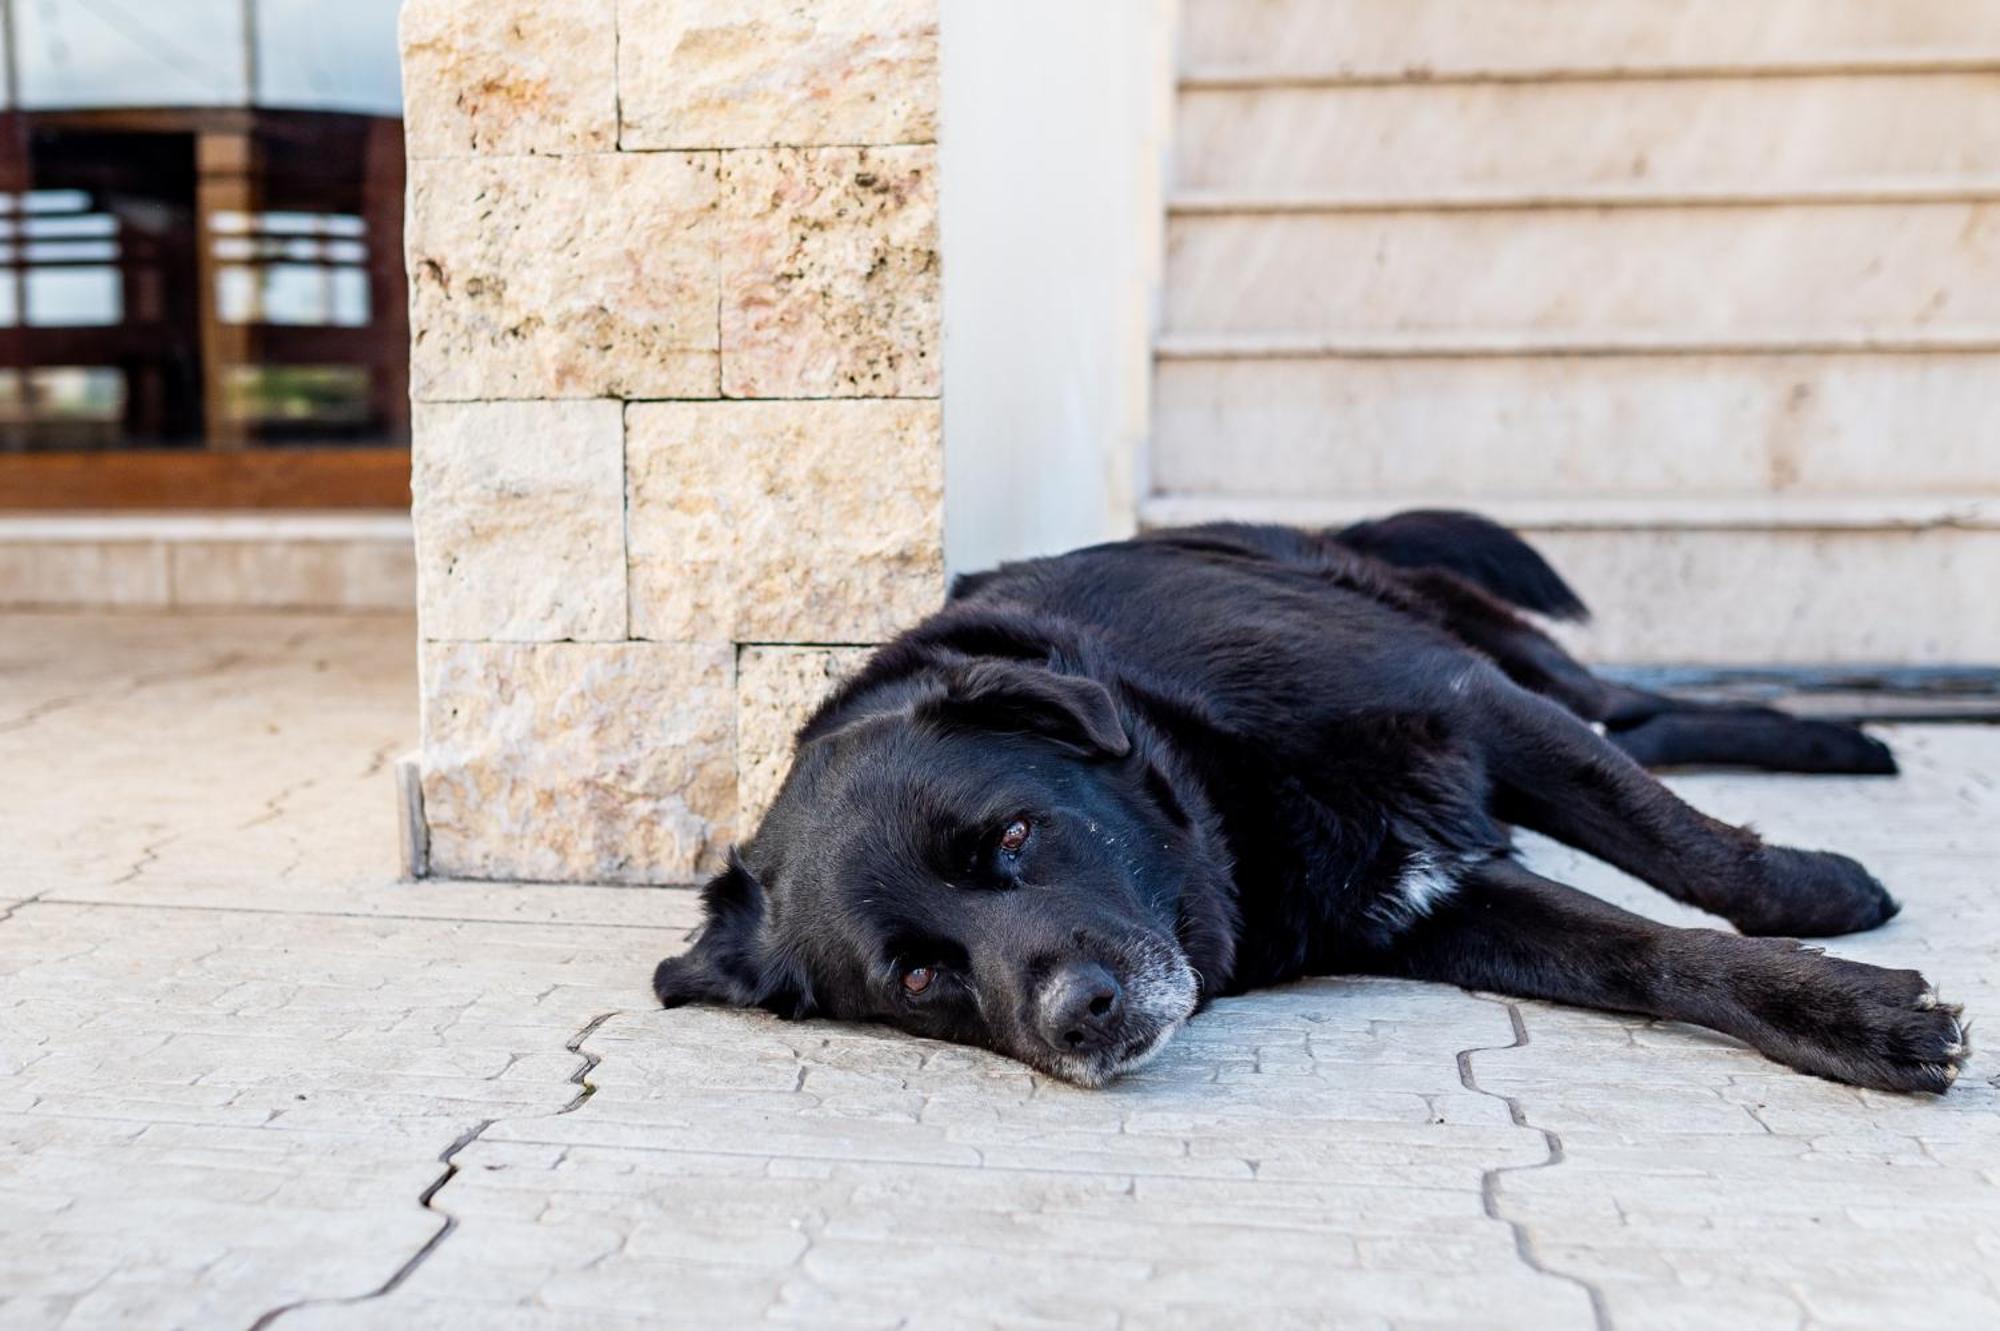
901,966 -> 936,996
998,818 -> 1032,854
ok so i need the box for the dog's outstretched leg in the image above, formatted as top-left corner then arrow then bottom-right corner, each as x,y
1408,568 -> 1896,775
1470,673 -> 1899,936
1370,859 -> 1965,1093
1602,705 -> 1898,774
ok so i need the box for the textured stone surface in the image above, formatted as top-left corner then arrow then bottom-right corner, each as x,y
3,613 -> 1999,1329
413,401 -> 627,642
719,146 -> 940,398
625,399 -> 943,642
735,645 -> 872,832
618,0 -> 938,150
400,0 -> 618,157
408,153 -> 718,401
419,640 -> 736,884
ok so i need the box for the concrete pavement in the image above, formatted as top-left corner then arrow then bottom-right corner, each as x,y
2,614 -> 1994,1329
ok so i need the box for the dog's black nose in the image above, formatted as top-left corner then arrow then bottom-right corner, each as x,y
1037,961 -> 1125,1054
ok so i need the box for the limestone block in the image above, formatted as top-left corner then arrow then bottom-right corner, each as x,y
719,146 -> 939,398
400,0 -> 618,156
420,641 -> 735,883
408,153 -> 718,401
413,401 -> 626,641
619,0 -> 937,150
625,399 -> 943,642
736,646 -> 872,832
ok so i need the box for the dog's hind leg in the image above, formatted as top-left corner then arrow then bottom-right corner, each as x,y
1601,705 -> 1897,775
1469,674 -> 1900,937
1367,858 -> 1965,1093
1408,568 -> 1897,775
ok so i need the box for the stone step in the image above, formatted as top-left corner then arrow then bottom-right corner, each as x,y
1163,202 -> 2000,342
1136,494 -> 2000,664
1174,73 -> 2000,202
0,512 -> 414,611
1180,0 -> 2000,85
1152,352 -> 2000,498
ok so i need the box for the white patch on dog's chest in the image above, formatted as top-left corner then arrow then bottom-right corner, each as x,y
1396,851 -> 1457,917
1364,850 -> 1463,934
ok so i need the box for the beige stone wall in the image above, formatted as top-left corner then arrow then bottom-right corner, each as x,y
402,0 -> 940,884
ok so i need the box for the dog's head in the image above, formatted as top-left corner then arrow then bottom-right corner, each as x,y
654,658 -> 1227,1086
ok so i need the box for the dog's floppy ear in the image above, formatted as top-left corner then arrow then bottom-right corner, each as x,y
652,855 -> 812,1017
929,659 -> 1131,758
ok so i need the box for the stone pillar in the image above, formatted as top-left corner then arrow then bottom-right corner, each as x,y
400,0 -> 942,883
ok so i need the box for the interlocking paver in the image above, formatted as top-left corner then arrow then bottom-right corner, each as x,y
2,614 -> 1996,1329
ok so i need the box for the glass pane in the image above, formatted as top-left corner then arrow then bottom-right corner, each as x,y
34,368 -> 128,423
224,365 -> 370,426
2,10 -> 408,455
26,268 -> 124,327
15,0 -> 250,109
254,0 -> 404,114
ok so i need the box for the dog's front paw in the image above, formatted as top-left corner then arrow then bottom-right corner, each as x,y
1799,966 -> 1966,1094
1730,846 -> 1900,938
1732,942 -> 1968,1093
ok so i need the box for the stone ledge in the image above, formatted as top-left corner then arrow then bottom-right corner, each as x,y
0,513 -> 415,611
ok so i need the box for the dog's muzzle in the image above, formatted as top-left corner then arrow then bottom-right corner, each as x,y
1033,935 -> 1199,1087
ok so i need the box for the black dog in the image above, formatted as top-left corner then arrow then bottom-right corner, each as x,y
655,512 -> 1968,1093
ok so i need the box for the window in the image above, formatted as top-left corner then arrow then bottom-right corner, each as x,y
0,0 -> 409,506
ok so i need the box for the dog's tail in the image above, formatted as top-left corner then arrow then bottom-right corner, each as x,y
1334,509 -> 1590,622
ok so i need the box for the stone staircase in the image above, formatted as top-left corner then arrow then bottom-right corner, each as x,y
1148,0 -> 2000,663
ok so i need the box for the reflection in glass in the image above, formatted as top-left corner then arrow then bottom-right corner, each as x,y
1,2 -> 409,455
14,0 -> 249,109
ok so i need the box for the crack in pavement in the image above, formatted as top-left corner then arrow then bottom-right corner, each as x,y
0,650 -> 252,738
1458,994 -> 1613,1331
243,1009 -> 626,1331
